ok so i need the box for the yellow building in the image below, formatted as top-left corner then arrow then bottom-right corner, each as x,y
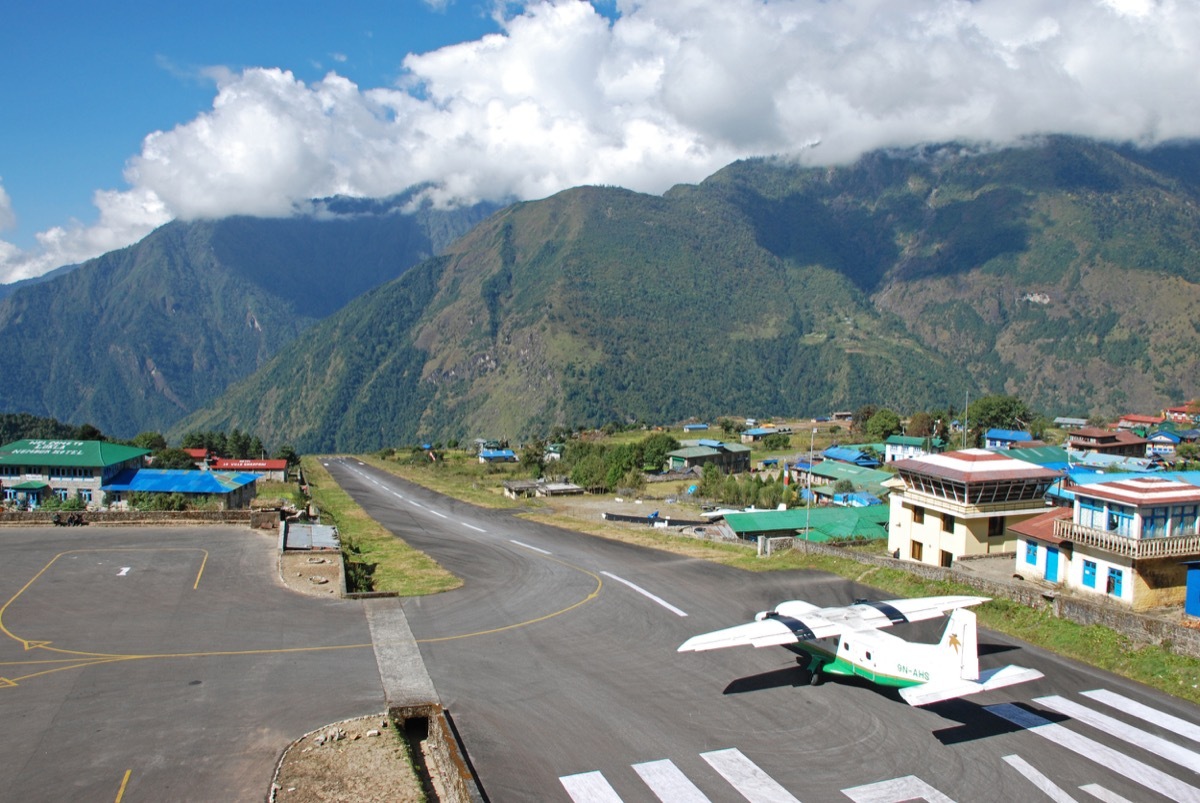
886,449 -> 1061,568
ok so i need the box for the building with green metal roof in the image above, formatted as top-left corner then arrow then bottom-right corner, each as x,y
1,439 -> 149,509
723,505 -> 890,542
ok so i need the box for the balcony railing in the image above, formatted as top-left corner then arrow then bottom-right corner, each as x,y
1053,519 -> 1200,560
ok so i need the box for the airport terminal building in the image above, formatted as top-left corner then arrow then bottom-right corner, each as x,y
0,439 -> 149,508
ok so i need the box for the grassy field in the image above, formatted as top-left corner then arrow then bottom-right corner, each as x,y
339,448 -> 1200,706
300,456 -> 462,595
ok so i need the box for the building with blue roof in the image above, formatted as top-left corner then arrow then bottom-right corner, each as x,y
985,429 -> 1034,449
478,449 -> 518,463
821,446 -> 880,468
102,469 -> 258,509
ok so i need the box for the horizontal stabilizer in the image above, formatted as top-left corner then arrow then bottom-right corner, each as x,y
898,665 -> 1045,706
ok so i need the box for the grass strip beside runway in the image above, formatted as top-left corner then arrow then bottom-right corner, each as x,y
301,457 -> 462,596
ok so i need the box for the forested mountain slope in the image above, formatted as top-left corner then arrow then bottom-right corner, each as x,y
0,193 -> 496,437
158,137 -> 1200,450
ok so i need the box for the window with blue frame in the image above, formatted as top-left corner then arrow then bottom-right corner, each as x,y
1144,506 -> 1169,538
1078,497 -> 1104,530
1025,541 -> 1038,565
1082,560 -> 1097,588
1106,567 -> 1124,597
1177,504 -> 1198,536
1107,504 -> 1135,537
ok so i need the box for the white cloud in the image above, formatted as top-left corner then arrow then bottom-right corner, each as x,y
0,180 -> 15,231
6,0 -> 1200,284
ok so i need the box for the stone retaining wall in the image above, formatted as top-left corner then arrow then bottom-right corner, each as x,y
791,537 -> 1200,659
0,509 -> 254,527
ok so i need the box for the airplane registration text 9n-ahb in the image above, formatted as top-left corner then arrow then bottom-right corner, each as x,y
678,595 -> 1043,706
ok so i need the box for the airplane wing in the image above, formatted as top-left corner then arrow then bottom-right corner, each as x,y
677,595 -> 990,653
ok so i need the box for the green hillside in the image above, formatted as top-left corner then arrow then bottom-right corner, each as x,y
0,193 -> 495,437
164,137 -> 1200,450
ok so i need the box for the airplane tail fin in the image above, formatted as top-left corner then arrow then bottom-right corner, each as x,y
899,608 -> 1043,706
938,607 -> 979,682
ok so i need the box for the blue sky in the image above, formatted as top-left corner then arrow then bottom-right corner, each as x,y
2,0 -> 1198,283
1,1 -> 506,248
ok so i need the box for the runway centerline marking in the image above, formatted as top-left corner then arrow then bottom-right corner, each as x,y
462,522 -> 485,532
601,572 -> 687,617
510,540 -> 551,555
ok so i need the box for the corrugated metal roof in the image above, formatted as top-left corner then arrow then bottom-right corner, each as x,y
0,439 -> 148,467
724,505 -> 890,541
285,524 -> 339,550
102,469 -> 258,494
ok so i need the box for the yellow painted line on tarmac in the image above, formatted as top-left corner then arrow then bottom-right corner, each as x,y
415,552 -> 604,644
193,549 -> 208,589
114,769 -> 132,802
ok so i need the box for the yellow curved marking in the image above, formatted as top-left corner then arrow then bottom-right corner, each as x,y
416,553 -> 604,644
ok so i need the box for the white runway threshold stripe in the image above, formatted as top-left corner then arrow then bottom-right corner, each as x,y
1081,688 -> 1200,745
700,748 -> 800,803
1034,694 -> 1200,772
601,572 -> 688,617
1001,754 -> 1078,803
633,759 -> 711,802
560,770 -> 623,802
841,775 -> 955,803
985,703 -> 1200,803
1079,784 -> 1135,803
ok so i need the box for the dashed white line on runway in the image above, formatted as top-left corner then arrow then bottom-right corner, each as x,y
510,540 -> 551,555
601,572 -> 687,617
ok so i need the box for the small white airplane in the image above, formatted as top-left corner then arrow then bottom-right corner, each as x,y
678,595 -> 1043,706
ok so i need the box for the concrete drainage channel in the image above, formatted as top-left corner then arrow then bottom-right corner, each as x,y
365,599 -> 487,801
393,703 -> 486,802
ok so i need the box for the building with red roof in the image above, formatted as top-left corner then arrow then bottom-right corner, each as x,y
886,449 -> 1061,568
209,458 -> 288,481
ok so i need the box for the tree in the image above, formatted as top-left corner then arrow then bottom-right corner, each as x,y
131,431 -> 167,451
761,432 -> 792,450
641,433 -> 680,471
833,478 -> 855,494
967,395 -> 1033,431
153,447 -> 199,470
75,423 -> 106,441
520,439 -> 546,478
852,405 -> 878,434
274,444 -> 300,467
907,412 -> 933,437
865,409 -> 902,441
718,418 -> 737,436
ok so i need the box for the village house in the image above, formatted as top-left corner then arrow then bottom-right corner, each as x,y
665,440 -> 751,474
985,429 -> 1034,450
885,449 -> 1061,568
883,434 -> 945,463
1066,427 -> 1148,458
1163,403 -> 1200,427
1015,475 -> 1200,610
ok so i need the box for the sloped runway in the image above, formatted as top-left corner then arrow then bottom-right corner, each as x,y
329,457 -> 1200,802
